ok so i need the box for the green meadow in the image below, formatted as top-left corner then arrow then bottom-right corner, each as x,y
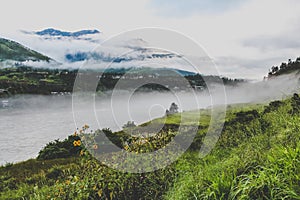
0,94 -> 300,200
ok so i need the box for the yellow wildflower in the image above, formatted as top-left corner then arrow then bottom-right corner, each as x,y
80,150 -> 84,156
73,140 -> 81,147
83,124 -> 89,129
97,189 -> 103,197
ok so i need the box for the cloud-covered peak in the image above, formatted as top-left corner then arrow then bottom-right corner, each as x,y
21,28 -> 102,43
121,38 -> 149,50
35,28 -> 101,37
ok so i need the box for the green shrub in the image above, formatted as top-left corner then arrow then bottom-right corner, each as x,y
37,135 -> 83,160
45,167 -> 64,180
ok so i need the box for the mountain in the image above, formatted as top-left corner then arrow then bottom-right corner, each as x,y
21,29 -> 184,70
175,69 -> 197,76
65,51 -> 180,63
35,28 -> 100,38
28,28 -> 102,43
0,38 -> 51,62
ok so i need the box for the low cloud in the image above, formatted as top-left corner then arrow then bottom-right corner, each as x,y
213,56 -> 289,80
148,0 -> 248,17
242,21 -> 300,51
243,35 -> 300,50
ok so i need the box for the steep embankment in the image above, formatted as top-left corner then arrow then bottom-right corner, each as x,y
0,94 -> 299,199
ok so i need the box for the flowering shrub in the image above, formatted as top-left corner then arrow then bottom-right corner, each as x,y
37,127 -> 88,160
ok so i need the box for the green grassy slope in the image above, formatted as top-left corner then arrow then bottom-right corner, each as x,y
165,99 -> 300,199
0,38 -> 50,62
0,95 -> 299,199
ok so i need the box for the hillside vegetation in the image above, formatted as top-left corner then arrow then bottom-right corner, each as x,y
0,94 -> 300,199
0,66 -> 243,96
268,57 -> 300,77
0,38 -> 50,62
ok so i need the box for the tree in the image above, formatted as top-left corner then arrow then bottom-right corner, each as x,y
271,66 -> 279,73
166,102 -> 179,116
122,121 -> 136,129
279,63 -> 287,70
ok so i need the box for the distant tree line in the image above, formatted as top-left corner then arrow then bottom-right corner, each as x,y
267,57 -> 300,77
0,66 -> 246,96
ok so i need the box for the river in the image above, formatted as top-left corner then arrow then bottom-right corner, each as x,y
0,92 -> 203,165
1,75 -> 297,165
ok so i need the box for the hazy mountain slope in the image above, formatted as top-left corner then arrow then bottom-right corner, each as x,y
35,28 -> 100,38
267,57 -> 300,77
0,38 -> 51,62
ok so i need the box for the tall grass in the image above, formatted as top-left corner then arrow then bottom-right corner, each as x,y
165,97 -> 300,200
0,95 -> 299,199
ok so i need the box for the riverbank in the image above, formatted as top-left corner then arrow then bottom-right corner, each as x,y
0,94 -> 299,199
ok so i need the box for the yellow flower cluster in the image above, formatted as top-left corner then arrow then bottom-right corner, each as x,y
73,140 -> 81,147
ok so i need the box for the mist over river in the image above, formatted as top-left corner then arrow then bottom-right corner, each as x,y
0,92 -> 203,165
0,74 -> 298,165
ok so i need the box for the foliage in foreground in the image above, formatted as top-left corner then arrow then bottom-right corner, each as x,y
0,94 -> 300,199
37,134 -> 83,160
165,94 -> 300,200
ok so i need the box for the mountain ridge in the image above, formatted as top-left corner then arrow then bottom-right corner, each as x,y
35,28 -> 101,37
0,38 -> 51,62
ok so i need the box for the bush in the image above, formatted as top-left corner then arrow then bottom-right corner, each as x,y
263,100 -> 285,114
291,93 -> 300,114
45,167 -> 64,180
37,135 -> 83,160
122,121 -> 136,129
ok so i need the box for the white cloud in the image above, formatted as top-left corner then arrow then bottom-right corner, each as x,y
1,0 -> 300,80
148,0 -> 248,17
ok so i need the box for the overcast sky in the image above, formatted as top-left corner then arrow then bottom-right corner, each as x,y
1,0 -> 300,80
